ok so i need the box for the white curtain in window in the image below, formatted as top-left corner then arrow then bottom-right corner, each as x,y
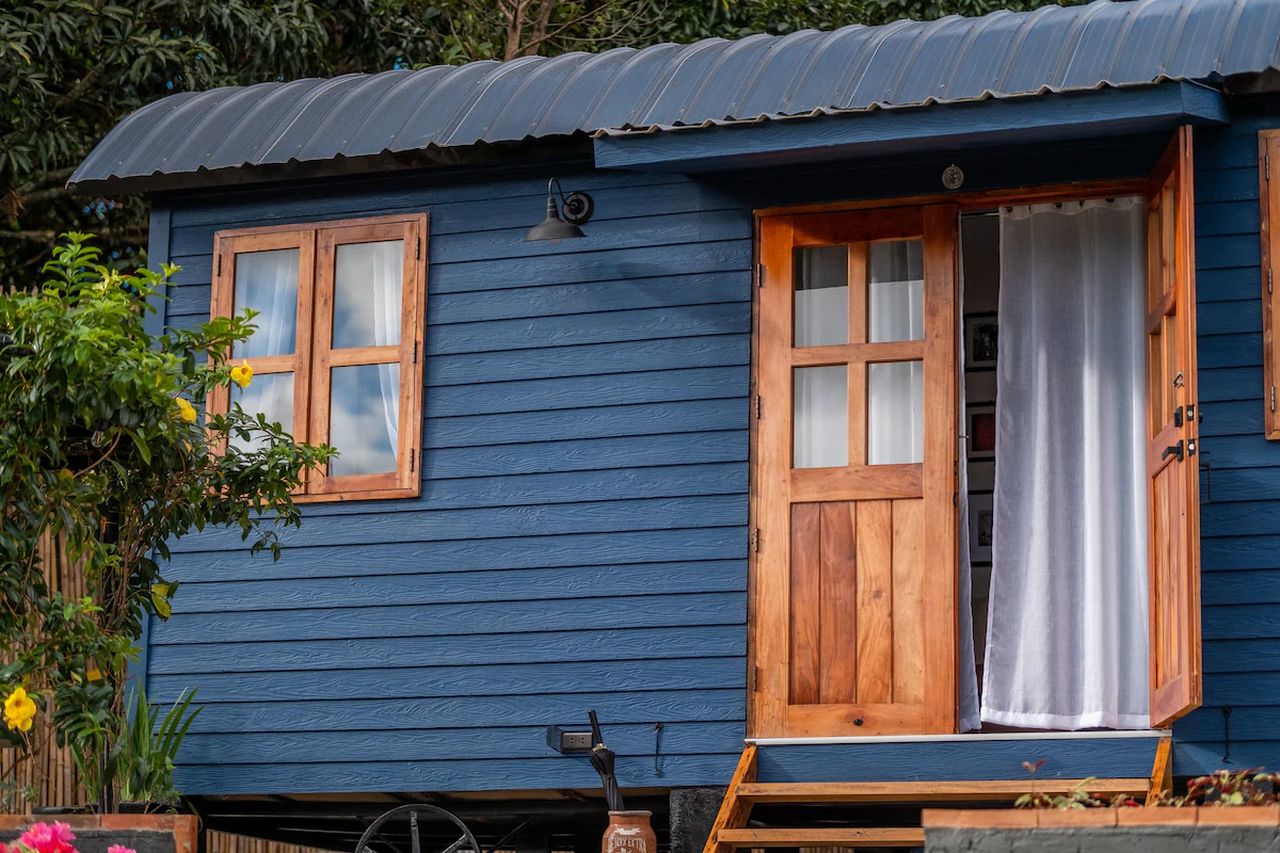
233,249 -> 298,358
981,197 -> 1149,730
370,243 -> 401,456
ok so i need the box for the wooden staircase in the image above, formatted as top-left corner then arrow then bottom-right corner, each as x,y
703,739 -> 1173,851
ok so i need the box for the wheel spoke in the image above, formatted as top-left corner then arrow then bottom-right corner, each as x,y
374,827 -> 407,853
410,811 -> 422,853
440,834 -> 470,853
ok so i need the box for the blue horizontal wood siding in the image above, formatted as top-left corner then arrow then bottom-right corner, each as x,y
1175,110 -> 1280,776
151,131 -> 1200,796
152,162 -> 753,795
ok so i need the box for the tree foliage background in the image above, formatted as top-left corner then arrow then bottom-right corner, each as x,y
0,0 -> 1071,285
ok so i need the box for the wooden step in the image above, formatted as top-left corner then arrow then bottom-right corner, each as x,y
735,778 -> 1150,804
718,827 -> 925,848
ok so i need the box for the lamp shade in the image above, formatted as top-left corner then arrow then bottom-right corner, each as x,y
525,196 -> 586,242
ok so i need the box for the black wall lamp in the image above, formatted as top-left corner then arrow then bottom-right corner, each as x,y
525,178 -> 594,242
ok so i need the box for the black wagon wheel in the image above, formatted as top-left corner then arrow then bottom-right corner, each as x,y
355,804 -> 481,853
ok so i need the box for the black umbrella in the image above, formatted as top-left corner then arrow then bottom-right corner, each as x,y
588,709 -> 625,811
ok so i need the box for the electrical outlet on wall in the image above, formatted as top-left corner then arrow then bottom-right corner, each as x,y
545,725 -> 595,754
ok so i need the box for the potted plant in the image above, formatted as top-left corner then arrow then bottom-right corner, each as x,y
0,234 -> 332,829
923,767 -> 1280,850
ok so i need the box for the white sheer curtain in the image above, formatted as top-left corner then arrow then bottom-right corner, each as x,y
370,242 -> 401,456
866,242 -> 924,465
981,198 -> 1149,730
332,241 -> 402,473
233,248 -> 298,358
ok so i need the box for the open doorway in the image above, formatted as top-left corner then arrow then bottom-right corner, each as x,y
747,129 -> 1202,741
960,201 -> 1150,731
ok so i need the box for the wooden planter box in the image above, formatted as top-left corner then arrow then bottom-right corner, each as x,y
923,807 -> 1280,852
0,815 -> 198,853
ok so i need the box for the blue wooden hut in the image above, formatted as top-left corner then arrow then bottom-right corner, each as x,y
70,0 -> 1280,848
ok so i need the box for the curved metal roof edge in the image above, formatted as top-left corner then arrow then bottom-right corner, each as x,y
69,0 -> 1280,193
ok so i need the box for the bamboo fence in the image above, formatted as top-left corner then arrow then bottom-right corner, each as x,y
3,535 -> 325,853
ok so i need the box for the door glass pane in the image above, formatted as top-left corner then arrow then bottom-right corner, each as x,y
868,240 -> 924,342
233,249 -> 299,358
333,240 -> 404,349
793,365 -> 848,468
868,360 -> 923,464
229,372 -> 294,452
330,363 -> 400,476
794,245 -> 848,347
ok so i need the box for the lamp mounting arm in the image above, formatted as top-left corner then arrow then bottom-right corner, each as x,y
546,177 -> 594,226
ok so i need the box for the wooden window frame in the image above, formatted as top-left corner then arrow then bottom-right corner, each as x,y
209,213 -> 428,503
1261,130 -> 1280,439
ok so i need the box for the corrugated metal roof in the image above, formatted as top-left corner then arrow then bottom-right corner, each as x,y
71,0 -> 1280,192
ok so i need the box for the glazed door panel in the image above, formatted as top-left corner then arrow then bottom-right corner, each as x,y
751,205 -> 959,738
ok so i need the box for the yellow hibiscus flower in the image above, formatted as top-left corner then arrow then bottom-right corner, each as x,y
230,360 -> 253,389
4,687 -> 37,733
175,397 -> 197,423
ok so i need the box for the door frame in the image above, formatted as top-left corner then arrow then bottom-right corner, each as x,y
746,176 -> 1155,739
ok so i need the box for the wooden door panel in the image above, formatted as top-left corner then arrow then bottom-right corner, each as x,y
752,205 -> 958,738
1146,125 -> 1203,728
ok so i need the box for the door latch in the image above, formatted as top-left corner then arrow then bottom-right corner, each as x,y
1173,406 -> 1184,428
1162,440 -> 1185,463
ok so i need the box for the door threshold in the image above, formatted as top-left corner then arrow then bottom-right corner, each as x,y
749,729 -> 1170,746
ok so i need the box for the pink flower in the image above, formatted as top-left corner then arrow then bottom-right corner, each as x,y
17,822 -> 76,853
107,846 -> 136,853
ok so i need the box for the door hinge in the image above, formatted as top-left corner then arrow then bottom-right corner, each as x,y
1270,268 -> 1274,295
415,237 -> 422,260
215,254 -> 222,276
749,528 -> 760,552
756,262 -> 766,287
409,447 -> 416,473
753,394 -> 762,419
1268,152 -> 1272,182
1272,385 -> 1276,413
412,340 -> 418,364
748,665 -> 759,693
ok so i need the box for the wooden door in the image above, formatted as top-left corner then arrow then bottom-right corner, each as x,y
1146,126 -> 1203,728
750,205 -> 959,738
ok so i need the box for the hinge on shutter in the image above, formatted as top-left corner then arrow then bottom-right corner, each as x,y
749,528 -> 760,552
748,665 -> 759,693
409,447 -> 415,473
412,340 -> 418,364
753,394 -> 761,419
1269,268 -> 1274,295
756,263 -> 766,287
1268,152 -> 1272,182
215,254 -> 222,276
416,237 -> 422,260
1271,385 -> 1276,413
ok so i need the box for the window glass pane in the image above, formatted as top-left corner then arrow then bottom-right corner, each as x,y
868,360 -> 923,464
232,249 -> 298,358
229,372 -> 294,453
330,364 -> 400,476
333,240 -> 404,349
868,240 -> 924,342
793,365 -> 848,468
794,245 -> 848,347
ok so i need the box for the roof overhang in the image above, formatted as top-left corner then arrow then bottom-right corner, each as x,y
592,81 -> 1228,173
